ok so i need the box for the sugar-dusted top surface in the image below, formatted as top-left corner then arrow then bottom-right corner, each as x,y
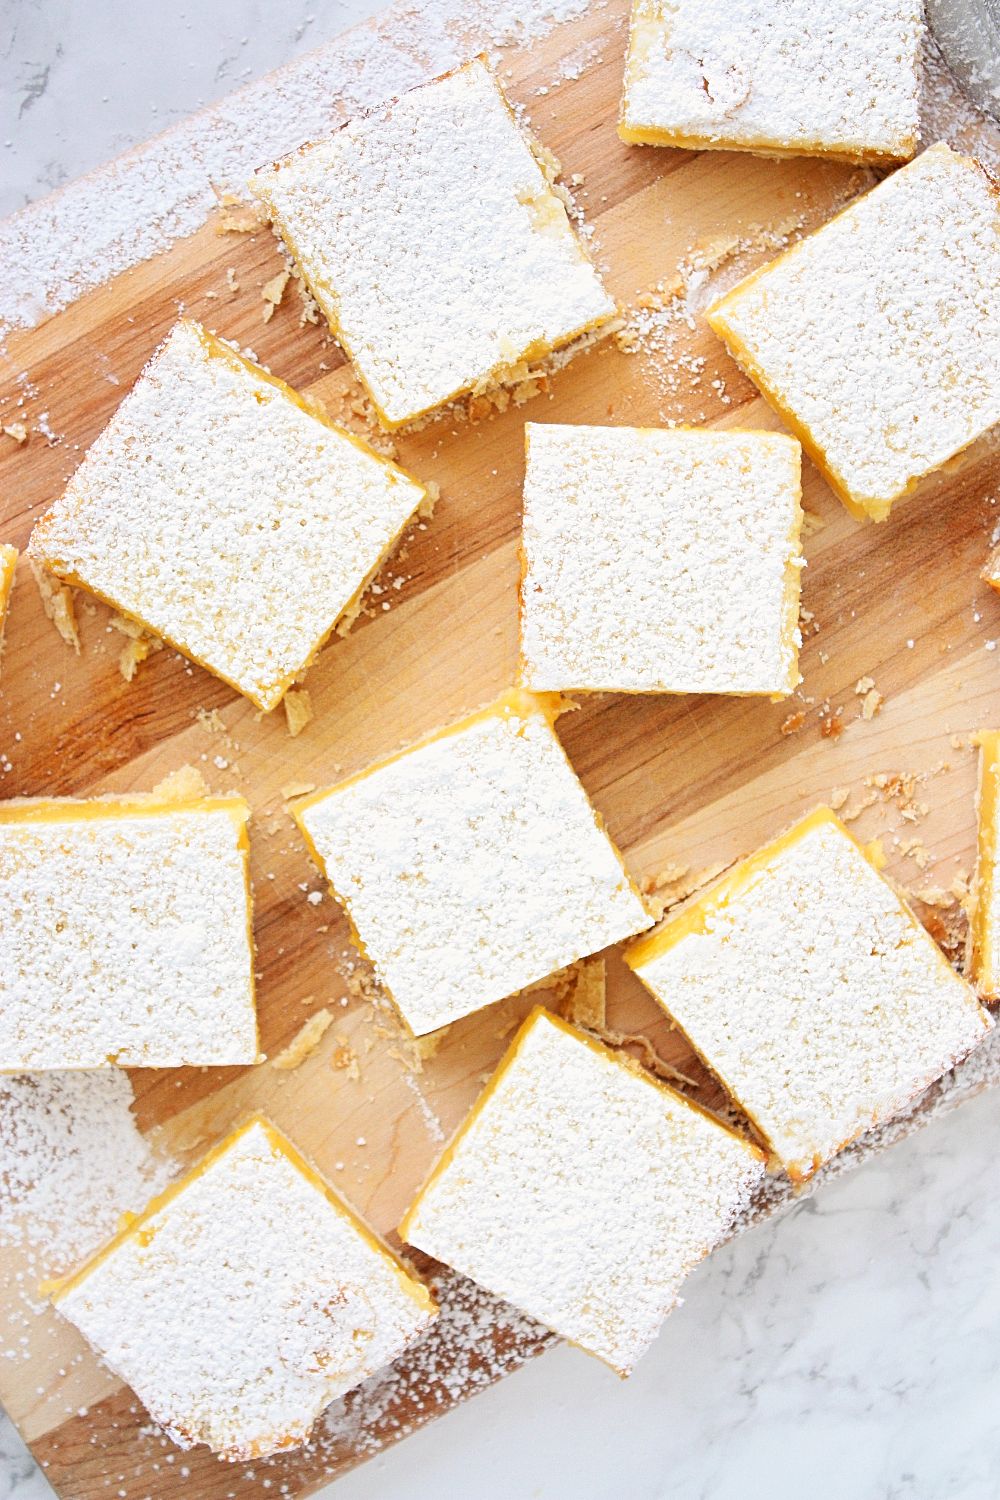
29,320 -> 425,709
56,1119 -> 435,1461
250,60 -> 615,426
708,145 -> 1000,515
0,796 -> 257,1068
402,1010 -> 763,1373
630,812 -> 991,1177
297,695 -> 651,1036
621,0 -> 922,159
519,423 -> 803,695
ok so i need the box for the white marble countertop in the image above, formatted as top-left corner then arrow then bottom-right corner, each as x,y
2,4 -> 1000,1498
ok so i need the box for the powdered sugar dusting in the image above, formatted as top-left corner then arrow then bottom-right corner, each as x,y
402,1010 -> 764,1373
629,811 -> 991,1180
0,1070 -> 173,1273
621,0 -> 922,161
519,422 -> 804,696
250,61 -> 615,426
319,1266 -> 552,1457
29,319 -> 426,708
297,693 -> 652,1036
0,0 -> 595,337
708,143 -> 1000,520
55,1119 -> 436,1461
0,794 -> 258,1069
402,1071 -> 447,1144
919,31 -> 1000,174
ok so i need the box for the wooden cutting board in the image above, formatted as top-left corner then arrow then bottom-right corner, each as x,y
1,3 -> 999,1495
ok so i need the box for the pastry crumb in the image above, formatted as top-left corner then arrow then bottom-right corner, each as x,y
914,885 -> 956,910
416,1029 -> 446,1061
30,560 -> 80,653
556,957 -> 607,1031
419,479 -> 440,519
331,1038 -> 361,1079
644,862 -> 728,920
195,705 -> 227,736
284,688 -> 313,737
151,764 -> 211,802
120,641 -> 153,680
216,208 -> 261,235
261,269 -> 290,322
272,1008 -> 334,1071
599,1027 -> 700,1090
640,862 -> 690,896
281,780 -> 317,802
116,625 -> 163,682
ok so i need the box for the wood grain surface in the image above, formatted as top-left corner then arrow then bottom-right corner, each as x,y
1,2 -> 999,1495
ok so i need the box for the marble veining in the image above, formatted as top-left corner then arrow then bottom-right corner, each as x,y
5,1085 -> 999,1498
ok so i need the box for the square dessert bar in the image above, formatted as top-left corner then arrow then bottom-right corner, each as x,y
29,319 -> 427,710
250,60 -> 616,429
0,791 -> 258,1069
518,423 -> 803,697
400,1008 -> 764,1374
52,1116 -> 436,1460
626,807 -> 991,1181
0,543 -> 16,665
620,0 -> 922,163
294,689 -> 652,1036
707,145 -> 1000,523
969,730 -> 1000,999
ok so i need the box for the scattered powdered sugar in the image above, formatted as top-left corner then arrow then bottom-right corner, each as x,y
55,1120 -> 435,1461
0,0 -> 597,337
319,1266 -> 552,1459
617,244 -> 792,422
249,60 -> 614,426
402,1071 -> 447,1144
0,1071 -> 174,1274
534,35 -> 607,94
919,31 -> 1000,174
